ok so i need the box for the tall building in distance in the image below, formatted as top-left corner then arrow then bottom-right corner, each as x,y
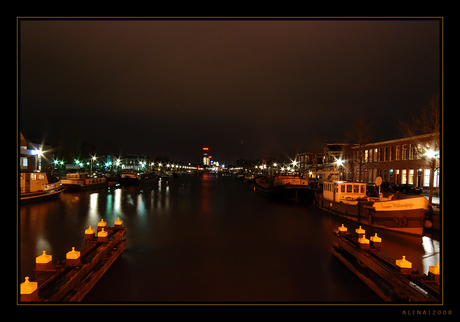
202,147 -> 210,166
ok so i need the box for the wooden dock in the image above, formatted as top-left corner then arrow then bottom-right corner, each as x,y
331,226 -> 440,302
20,221 -> 126,303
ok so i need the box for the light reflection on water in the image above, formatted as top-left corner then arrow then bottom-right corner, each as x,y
19,174 -> 440,302
422,236 -> 440,273
89,192 -> 99,222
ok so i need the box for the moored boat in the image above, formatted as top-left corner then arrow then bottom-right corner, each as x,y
138,171 -> 158,183
60,172 -> 108,190
253,175 -> 313,201
316,179 -> 428,236
159,171 -> 173,179
20,171 -> 65,202
120,169 -> 158,185
119,169 -> 139,185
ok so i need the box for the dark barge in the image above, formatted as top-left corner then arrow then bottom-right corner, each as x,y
253,175 -> 314,201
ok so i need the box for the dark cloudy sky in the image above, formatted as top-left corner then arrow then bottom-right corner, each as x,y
19,19 -> 440,164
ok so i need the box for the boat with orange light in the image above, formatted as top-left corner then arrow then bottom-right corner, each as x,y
20,171 -> 65,202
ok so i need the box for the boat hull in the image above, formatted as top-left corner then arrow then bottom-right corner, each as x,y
316,194 -> 426,236
20,185 -> 66,203
119,177 -> 139,186
253,177 -> 313,201
62,181 -> 108,191
139,172 -> 158,183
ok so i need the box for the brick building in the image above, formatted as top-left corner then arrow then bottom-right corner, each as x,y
344,132 -> 439,187
297,132 -> 440,188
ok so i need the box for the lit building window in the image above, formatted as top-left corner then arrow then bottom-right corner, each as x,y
408,169 -> 414,185
424,169 -> 430,187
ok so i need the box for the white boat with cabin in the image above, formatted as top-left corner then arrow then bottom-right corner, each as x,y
317,177 -> 428,236
20,171 -> 65,202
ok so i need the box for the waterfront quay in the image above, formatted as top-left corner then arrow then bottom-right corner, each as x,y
19,173 -> 440,303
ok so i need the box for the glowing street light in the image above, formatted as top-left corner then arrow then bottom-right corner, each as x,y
425,150 -> 437,159
32,149 -> 43,156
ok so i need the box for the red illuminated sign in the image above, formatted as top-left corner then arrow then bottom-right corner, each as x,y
203,147 -> 209,151
208,156 -> 212,158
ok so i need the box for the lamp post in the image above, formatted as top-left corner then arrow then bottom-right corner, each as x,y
425,149 -> 438,205
91,156 -> 96,174
335,159 -> 343,180
32,149 -> 43,171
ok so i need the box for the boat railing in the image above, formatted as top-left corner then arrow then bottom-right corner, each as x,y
274,178 -> 308,187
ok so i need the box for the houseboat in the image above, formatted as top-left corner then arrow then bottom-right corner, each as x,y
60,173 -> 108,190
253,175 -> 313,201
119,169 -> 139,185
120,169 -> 157,185
20,171 -> 65,202
316,178 -> 428,236
138,171 -> 158,183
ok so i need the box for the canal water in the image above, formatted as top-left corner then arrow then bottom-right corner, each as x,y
19,173 -> 440,303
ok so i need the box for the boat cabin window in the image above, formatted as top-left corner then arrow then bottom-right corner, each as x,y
361,185 -> 365,193
341,185 -> 345,193
347,184 -> 352,193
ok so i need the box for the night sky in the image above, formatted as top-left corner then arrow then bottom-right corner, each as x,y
19,19 -> 440,165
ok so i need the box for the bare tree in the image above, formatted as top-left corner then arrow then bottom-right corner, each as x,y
347,116 -> 375,182
421,94 -> 441,133
398,93 -> 440,204
420,94 -> 441,205
399,93 -> 440,137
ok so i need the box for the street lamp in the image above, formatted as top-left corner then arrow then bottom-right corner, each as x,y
90,156 -> 97,174
335,159 -> 344,180
425,150 -> 436,159
32,149 -> 43,171
424,149 -> 439,204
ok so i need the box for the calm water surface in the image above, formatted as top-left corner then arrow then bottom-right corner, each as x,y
19,173 -> 440,303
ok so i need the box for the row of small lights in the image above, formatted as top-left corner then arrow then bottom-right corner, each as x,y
233,161 -> 300,171
52,158 -> 198,170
